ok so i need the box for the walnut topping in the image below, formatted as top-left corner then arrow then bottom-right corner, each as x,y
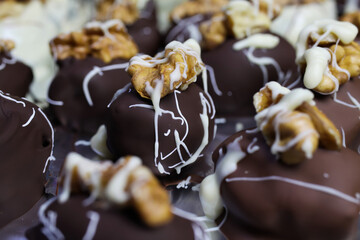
254,82 -> 341,164
225,1 -> 271,40
59,153 -> 172,226
96,0 -> 139,25
297,20 -> 359,94
199,12 -> 227,50
128,39 -> 205,99
50,20 -> 138,63
0,39 -> 15,53
170,0 -> 228,22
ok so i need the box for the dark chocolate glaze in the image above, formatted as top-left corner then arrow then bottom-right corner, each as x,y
213,130 -> 360,240
48,57 -> 131,133
0,93 -> 52,228
26,195 -> 198,240
0,52 -> 32,97
127,0 -> 161,55
105,84 -> 215,182
313,77 -> 360,154
199,32 -> 300,117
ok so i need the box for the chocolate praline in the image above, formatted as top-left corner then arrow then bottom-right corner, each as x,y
0,51 -> 33,97
26,195 -> 205,240
126,0 -> 161,55
0,92 -> 53,228
198,32 -> 300,117
212,130 -> 360,239
48,57 -> 131,133
105,84 -> 215,182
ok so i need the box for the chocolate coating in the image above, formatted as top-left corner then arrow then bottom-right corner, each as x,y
105,84 -> 215,181
26,195 -> 200,240
213,130 -> 360,239
127,0 -> 161,55
199,32 -> 300,117
313,77 -> 360,154
0,93 -> 52,228
48,57 -> 131,133
0,52 -> 33,97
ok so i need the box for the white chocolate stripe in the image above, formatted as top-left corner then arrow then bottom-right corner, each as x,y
226,176 -> 360,205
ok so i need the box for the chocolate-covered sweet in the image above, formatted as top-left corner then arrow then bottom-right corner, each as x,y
106,84 -> 215,180
0,91 -> 54,228
199,82 -> 360,239
209,130 -> 360,239
167,1 -> 300,117
96,0 -> 161,55
26,194 -> 206,240
0,41 -> 32,97
48,20 -> 137,133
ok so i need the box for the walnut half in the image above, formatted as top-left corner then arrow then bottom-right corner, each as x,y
50,20 -> 138,63
0,39 -> 15,53
96,0 -> 139,25
254,82 -> 341,164
128,39 -> 205,99
59,153 -> 173,227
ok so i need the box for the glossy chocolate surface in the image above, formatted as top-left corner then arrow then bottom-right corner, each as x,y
214,130 -> 360,239
0,93 -> 52,228
48,57 -> 131,133
0,52 -> 32,97
26,195 -> 198,240
105,84 -> 215,181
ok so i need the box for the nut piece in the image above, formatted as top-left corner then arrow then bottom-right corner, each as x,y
170,0 -> 228,22
199,12 -> 227,50
59,153 -> 173,226
50,20 -> 138,63
0,39 -> 15,53
225,1 -> 271,39
128,39 -> 205,99
96,0 -> 139,25
254,82 -> 341,164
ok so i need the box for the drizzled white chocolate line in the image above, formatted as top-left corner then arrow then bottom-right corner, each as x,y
233,33 -> 284,85
38,197 -> 64,240
22,107 -> 35,127
0,55 -> 17,71
84,63 -> 129,106
226,176 -> 360,205
166,14 -> 205,43
85,20 -> 125,41
83,211 -> 100,240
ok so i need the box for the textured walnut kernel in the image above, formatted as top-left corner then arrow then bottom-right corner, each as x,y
50,21 -> 138,63
254,84 -> 341,164
199,12 -> 227,50
225,1 -> 271,39
0,39 -> 15,53
61,154 -> 173,226
341,11 -> 360,31
170,0 -> 228,22
96,0 -> 139,25
128,40 -> 204,99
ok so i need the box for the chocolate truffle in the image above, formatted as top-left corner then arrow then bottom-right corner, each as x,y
48,20 -> 138,133
96,0 -> 161,55
0,40 -> 33,97
26,153 -> 209,240
105,39 -> 216,181
296,20 -> 360,152
0,91 -> 55,228
167,1 -> 300,117
200,83 -> 360,239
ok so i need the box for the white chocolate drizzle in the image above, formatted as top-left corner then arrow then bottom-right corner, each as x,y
38,197 -> 64,240
90,125 -> 113,159
75,140 -> 91,146
22,107 -> 35,127
0,90 -> 26,107
0,54 -> 17,71
333,91 -> 360,110
107,82 -> 132,108
176,176 -> 192,189
226,176 -> 360,205
341,127 -> 346,148
83,63 -> 129,106
38,108 -> 56,173
83,211 -> 100,240
166,14 -> 205,43
47,97 -> 64,106
205,64 -> 222,96
85,20 -> 125,41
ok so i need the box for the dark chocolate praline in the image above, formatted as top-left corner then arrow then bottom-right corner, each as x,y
0,92 -> 53,228
48,57 -> 131,133
198,32 -> 300,117
212,130 -> 360,240
0,51 -> 33,97
127,0 -> 161,55
26,194 -> 205,240
105,84 -> 215,182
